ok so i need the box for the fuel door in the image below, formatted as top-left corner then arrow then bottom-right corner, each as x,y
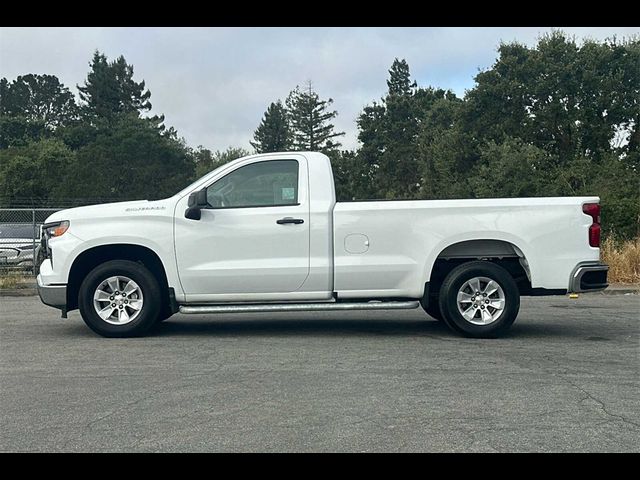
344,233 -> 370,254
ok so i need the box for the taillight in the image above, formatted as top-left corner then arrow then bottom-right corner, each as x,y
582,203 -> 601,247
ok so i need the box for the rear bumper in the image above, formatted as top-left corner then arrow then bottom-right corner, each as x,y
36,274 -> 67,310
569,262 -> 609,293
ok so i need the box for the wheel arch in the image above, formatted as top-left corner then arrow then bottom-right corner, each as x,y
66,243 -> 170,312
425,238 -> 533,299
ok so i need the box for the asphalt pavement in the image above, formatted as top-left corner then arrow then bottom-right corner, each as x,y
1,293 -> 638,452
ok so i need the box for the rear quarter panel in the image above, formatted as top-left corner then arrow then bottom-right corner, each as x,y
333,197 -> 600,298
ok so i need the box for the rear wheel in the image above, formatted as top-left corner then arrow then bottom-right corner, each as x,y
438,261 -> 520,338
78,260 -> 161,337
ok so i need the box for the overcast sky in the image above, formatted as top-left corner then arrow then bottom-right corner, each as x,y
1,27 -> 638,152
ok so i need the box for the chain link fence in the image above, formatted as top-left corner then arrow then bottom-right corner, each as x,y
0,208 -> 61,276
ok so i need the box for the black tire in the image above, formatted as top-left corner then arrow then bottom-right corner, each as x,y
438,261 -> 520,338
78,260 -> 162,338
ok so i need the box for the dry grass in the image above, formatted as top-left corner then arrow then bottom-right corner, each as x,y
601,236 -> 640,284
0,272 -> 33,289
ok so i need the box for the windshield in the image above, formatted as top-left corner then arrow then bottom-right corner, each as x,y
0,224 -> 40,239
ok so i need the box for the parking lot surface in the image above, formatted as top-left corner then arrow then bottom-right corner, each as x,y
1,293 -> 638,452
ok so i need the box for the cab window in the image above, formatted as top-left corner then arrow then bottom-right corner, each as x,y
206,160 -> 299,208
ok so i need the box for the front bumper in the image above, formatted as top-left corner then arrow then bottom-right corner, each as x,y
569,262 -> 609,293
36,274 -> 67,310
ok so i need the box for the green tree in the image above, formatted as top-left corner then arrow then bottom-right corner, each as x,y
468,138 -> 551,198
354,101 -> 386,198
251,101 -> 291,153
77,51 -> 164,127
377,59 -> 419,198
537,151 -> 640,239
590,154 -> 640,239
0,138 -> 76,206
464,32 -> 640,163
68,114 -> 193,200
0,74 -> 79,148
0,78 -> 7,106
415,94 -> 470,199
285,82 -> 345,153
331,149 -> 377,201
0,116 -> 48,149
192,146 -> 250,179
417,126 -> 476,200
386,58 -> 416,96
0,74 -> 79,129
357,59 -> 460,199
54,121 -> 99,150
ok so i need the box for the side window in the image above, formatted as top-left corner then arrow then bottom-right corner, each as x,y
206,160 -> 299,208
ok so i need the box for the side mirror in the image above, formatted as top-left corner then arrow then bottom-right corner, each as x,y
184,206 -> 201,220
185,189 -> 209,220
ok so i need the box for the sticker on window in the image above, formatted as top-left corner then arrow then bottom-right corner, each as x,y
281,187 -> 295,201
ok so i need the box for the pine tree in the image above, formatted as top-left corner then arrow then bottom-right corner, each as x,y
356,58 -> 420,199
77,51 -> 163,127
387,58 -> 416,97
250,101 -> 291,153
285,82 -> 345,152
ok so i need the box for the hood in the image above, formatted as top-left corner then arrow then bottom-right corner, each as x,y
44,199 -> 173,224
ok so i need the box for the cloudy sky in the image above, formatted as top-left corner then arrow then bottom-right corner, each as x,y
1,27 -> 638,151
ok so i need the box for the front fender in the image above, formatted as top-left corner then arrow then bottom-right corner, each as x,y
45,215 -> 181,297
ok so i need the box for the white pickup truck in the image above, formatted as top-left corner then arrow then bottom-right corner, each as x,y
37,151 -> 608,338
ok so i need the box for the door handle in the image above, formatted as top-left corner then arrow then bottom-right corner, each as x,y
277,217 -> 304,225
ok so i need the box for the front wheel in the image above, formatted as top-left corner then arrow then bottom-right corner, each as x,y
438,261 -> 520,338
78,260 -> 162,337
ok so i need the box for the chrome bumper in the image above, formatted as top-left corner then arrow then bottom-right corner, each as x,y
569,262 -> 609,293
36,274 -> 67,310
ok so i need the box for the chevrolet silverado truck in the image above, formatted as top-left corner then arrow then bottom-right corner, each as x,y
37,151 -> 609,338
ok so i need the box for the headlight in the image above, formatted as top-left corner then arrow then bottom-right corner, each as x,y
43,221 -> 70,238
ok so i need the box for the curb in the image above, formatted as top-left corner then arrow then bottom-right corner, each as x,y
584,288 -> 639,296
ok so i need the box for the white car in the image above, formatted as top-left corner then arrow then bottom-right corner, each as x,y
37,152 -> 608,338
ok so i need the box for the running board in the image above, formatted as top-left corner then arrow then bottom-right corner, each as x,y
178,301 -> 420,315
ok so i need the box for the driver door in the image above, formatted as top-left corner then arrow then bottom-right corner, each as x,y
174,156 -> 310,302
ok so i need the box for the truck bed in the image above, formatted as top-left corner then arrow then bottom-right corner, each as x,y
332,197 -> 600,298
